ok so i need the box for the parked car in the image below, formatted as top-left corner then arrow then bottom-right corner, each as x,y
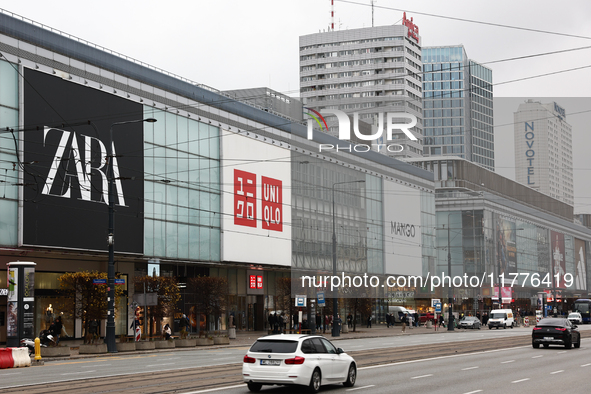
458,316 -> 481,329
532,317 -> 581,349
243,334 -> 357,392
567,312 -> 582,325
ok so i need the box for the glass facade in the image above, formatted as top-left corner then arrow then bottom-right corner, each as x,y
422,47 -> 494,171
0,59 -> 19,246
143,109 -> 221,261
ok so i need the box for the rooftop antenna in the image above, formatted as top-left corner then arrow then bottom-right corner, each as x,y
331,0 -> 334,31
371,0 -> 377,27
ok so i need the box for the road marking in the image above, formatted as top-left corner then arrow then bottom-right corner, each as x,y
81,364 -> 111,368
411,374 -> 433,379
181,384 -> 245,394
501,360 -> 515,364
512,378 -> 530,383
582,363 -> 591,367
463,391 -> 483,394
531,355 -> 543,358
213,357 -> 236,361
359,344 -> 531,371
550,370 -> 564,374
461,366 -> 479,371
557,351 -> 567,354
61,371 -> 96,375
346,385 -> 376,391
146,363 -> 175,367
0,372 -> 21,376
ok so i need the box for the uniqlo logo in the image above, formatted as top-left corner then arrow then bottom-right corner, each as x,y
234,170 -> 256,227
249,275 -> 257,289
261,176 -> 282,232
257,275 -> 263,289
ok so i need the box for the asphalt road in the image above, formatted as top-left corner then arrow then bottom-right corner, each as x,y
1,324 -> 589,393
206,337 -> 591,394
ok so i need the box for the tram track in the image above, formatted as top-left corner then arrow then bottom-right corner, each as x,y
2,331 -> 588,394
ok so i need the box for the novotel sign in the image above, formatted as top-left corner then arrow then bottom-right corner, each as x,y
524,121 -> 535,185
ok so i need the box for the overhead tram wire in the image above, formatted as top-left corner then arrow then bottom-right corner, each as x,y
335,0 -> 591,40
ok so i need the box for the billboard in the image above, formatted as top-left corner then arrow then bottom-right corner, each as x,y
575,238 -> 587,291
221,130 -> 291,266
383,179 -> 422,275
551,231 -> 566,289
496,216 -> 517,275
23,69 -> 144,252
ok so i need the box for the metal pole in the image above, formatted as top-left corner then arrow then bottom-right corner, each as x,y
105,118 -> 156,353
447,216 -> 454,331
331,180 -> 365,337
106,123 -> 117,353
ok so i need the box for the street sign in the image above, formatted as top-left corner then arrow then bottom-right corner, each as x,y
431,298 -> 441,307
435,303 -> 442,313
317,292 -> 325,307
93,279 -> 107,285
115,279 -> 126,285
295,295 -> 306,307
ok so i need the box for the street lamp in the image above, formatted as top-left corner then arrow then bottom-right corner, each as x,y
445,213 -> 454,331
106,117 -> 157,353
332,179 -> 365,337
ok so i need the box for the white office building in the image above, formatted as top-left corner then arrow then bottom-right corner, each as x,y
299,15 -> 424,158
514,100 -> 574,206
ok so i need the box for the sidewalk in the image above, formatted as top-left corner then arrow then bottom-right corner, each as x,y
36,323 -> 447,361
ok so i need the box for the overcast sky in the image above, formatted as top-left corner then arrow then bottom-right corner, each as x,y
2,0 -> 591,212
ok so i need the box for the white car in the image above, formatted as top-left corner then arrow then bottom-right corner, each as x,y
568,312 -> 582,325
242,334 -> 357,392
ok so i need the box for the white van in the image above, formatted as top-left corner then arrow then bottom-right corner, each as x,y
488,309 -> 514,329
388,306 -> 410,323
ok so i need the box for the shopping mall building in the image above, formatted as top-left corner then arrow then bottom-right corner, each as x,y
0,11 -> 437,342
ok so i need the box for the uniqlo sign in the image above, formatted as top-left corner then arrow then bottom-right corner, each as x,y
249,275 -> 263,289
234,169 -> 283,232
234,169 -> 257,227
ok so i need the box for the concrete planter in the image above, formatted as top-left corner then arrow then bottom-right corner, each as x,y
135,341 -> 156,351
116,342 -> 136,352
40,346 -> 71,357
175,339 -> 197,347
341,325 -> 349,333
195,338 -> 214,346
213,337 -> 230,345
154,340 -> 176,349
78,343 -> 108,354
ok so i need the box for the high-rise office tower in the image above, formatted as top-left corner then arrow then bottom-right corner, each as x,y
299,15 -> 424,158
422,45 -> 494,171
514,100 -> 574,206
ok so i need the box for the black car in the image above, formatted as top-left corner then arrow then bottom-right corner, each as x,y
532,317 -> 581,349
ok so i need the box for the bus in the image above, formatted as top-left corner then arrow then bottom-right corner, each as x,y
573,299 -> 591,324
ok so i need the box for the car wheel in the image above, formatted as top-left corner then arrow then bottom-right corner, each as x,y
488,326 -> 492,330
532,342 -> 539,348
575,338 -> 581,349
247,382 -> 262,392
543,344 -> 549,348
309,368 -> 321,393
503,324 -> 506,329
343,363 -> 356,387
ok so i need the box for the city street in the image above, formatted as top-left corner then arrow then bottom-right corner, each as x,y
1,324 -> 589,393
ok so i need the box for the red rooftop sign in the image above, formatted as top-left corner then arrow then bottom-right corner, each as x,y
402,12 -> 419,43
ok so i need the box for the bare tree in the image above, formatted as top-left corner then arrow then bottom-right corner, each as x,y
134,276 -> 180,337
187,276 -> 228,337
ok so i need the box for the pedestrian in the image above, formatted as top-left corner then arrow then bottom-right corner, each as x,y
386,313 -> 391,328
50,316 -> 64,344
439,315 -> 444,328
414,312 -> 419,327
316,312 -> 322,331
482,312 -> 489,326
347,313 -> 353,328
367,315 -> 372,328
273,312 -> 279,334
476,311 -> 481,322
89,319 -> 98,343
401,313 -> 407,333
408,313 -> 413,329
178,314 -> 189,339
163,323 -> 172,340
